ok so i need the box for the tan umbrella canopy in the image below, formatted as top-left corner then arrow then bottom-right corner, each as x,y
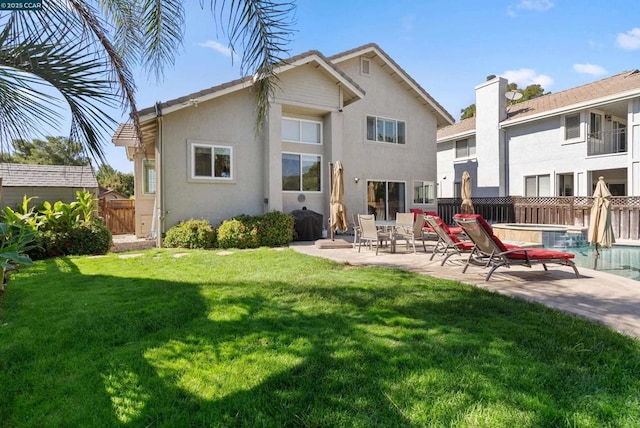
330,161 -> 348,240
588,176 -> 615,269
460,171 -> 475,214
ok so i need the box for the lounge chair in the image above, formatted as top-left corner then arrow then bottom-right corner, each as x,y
423,212 -> 464,237
453,214 -> 580,281
357,215 -> 390,255
425,215 -> 475,265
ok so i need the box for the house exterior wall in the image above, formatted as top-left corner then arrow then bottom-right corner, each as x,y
506,114 -> 630,196
133,51 -> 445,238
158,89 -> 263,230
335,56 -> 439,217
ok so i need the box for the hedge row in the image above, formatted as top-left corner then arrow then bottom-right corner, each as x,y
163,211 -> 295,250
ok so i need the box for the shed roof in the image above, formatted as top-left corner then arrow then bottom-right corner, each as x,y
0,163 -> 98,188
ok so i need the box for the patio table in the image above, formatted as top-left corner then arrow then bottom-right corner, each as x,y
375,220 -> 397,253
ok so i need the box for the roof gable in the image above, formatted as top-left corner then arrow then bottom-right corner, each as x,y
137,50 -> 366,121
0,163 -> 98,188
329,43 -> 455,127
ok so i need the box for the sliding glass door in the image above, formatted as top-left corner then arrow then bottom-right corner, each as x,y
366,180 -> 406,220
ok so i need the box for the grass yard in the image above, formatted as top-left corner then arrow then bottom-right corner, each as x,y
1,247 -> 639,427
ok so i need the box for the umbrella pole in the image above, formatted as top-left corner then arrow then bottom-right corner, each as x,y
593,243 -> 599,270
329,162 -> 334,241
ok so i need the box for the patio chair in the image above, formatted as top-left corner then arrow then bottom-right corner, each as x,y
352,213 -> 367,248
393,212 -> 428,253
357,215 -> 390,255
425,215 -> 475,265
453,214 -> 580,281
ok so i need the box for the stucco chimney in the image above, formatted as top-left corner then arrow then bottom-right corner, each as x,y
474,75 -> 508,194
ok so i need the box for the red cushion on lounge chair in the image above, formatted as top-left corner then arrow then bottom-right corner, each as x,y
454,214 -> 507,250
455,241 -> 476,251
505,248 -> 575,260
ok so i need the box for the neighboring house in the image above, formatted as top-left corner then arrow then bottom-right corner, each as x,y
98,187 -> 130,201
113,43 -> 454,241
437,70 -> 640,198
0,163 -> 98,209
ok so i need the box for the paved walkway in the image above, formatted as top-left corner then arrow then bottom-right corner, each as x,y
290,238 -> 640,339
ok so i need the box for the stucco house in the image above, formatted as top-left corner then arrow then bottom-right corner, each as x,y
113,43 -> 454,241
0,163 -> 98,209
437,70 -> 640,198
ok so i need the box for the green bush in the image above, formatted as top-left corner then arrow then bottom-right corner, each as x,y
29,219 -> 112,260
254,211 -> 295,246
217,211 -> 294,249
163,219 -> 217,249
217,218 -> 259,249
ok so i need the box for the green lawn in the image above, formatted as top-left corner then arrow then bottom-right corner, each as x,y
1,248 -> 639,427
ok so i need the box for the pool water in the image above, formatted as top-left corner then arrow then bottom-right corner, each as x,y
565,246 -> 640,281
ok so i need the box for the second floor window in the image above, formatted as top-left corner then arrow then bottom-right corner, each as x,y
455,138 -> 476,158
564,113 -> 580,140
366,116 -> 406,144
282,118 -> 321,144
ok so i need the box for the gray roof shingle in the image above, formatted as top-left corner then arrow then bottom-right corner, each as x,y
0,163 -> 98,188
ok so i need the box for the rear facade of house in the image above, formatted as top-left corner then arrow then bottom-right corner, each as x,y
114,44 -> 454,241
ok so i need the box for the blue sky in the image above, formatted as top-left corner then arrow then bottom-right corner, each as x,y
51,0 -> 640,172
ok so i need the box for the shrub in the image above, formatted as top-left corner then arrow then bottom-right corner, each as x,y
29,219 -> 112,260
163,219 -> 217,249
254,211 -> 295,246
217,218 -> 259,249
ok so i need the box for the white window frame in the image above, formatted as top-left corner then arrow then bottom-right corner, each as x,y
413,180 -> 435,205
454,138 -> 476,159
281,152 -> 322,193
282,117 -> 322,145
562,112 -> 583,143
188,140 -> 233,181
366,180 -> 407,220
524,174 -> 550,197
366,115 -> 406,145
143,159 -> 156,195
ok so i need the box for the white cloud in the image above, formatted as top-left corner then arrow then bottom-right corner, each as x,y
517,0 -> 554,11
508,0 -> 553,16
616,28 -> 640,50
573,63 -> 608,76
198,40 -> 233,57
501,68 -> 554,88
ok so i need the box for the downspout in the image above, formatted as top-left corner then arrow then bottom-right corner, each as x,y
155,102 -> 165,248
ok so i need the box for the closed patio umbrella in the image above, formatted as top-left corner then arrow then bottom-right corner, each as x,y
330,161 -> 348,240
461,171 -> 475,214
588,176 -> 615,269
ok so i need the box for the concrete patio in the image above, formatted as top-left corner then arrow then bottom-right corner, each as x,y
290,236 -> 640,340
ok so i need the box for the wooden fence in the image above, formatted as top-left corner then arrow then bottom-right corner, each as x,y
99,199 -> 135,235
437,196 -> 640,241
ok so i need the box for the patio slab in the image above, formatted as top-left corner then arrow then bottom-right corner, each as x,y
289,240 -> 640,340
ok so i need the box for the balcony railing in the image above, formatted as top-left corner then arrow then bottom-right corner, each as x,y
587,128 -> 627,156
